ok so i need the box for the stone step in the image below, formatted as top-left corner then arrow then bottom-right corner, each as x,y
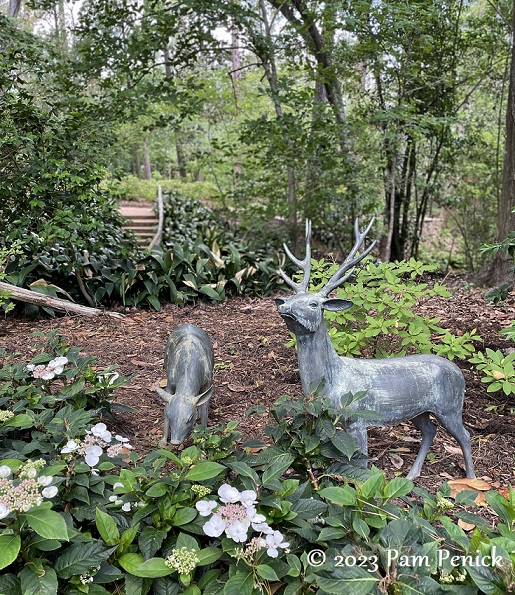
126,228 -> 155,236
119,202 -> 158,245
124,219 -> 156,228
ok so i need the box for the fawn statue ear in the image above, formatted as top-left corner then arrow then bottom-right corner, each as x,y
322,298 -> 353,312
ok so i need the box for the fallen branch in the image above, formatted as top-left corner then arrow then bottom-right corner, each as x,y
0,281 -> 124,319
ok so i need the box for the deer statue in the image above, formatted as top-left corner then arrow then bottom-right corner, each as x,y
154,324 -> 214,447
275,219 -> 475,479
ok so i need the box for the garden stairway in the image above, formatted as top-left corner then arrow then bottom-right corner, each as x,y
119,203 -> 157,246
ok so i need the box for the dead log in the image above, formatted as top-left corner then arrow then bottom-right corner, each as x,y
0,281 -> 124,319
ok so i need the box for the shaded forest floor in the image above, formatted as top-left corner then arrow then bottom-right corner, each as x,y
1,275 -> 515,496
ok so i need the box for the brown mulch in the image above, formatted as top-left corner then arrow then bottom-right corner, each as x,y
1,275 -> 515,497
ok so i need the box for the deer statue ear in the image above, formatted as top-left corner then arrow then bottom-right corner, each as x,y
322,298 -> 353,312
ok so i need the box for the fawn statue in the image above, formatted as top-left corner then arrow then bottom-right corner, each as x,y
154,324 -> 214,446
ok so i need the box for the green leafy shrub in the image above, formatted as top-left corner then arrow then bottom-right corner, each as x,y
307,257 -> 480,359
0,331 -> 131,449
0,16 -> 140,312
469,349 -> 515,396
0,242 -> 22,314
500,321 -> 515,342
160,191 -> 222,249
85,236 -> 283,310
249,388 -> 373,482
4,195 -> 140,310
482,226 -> 515,303
118,175 -> 220,203
1,332 -> 515,593
4,184 -> 283,313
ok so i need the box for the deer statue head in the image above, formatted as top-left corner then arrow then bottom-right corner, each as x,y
275,219 -> 376,335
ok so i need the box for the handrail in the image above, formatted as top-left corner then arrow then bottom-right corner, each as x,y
148,184 -> 164,249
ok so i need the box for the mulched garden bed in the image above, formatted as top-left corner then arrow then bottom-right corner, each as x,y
1,275 -> 514,498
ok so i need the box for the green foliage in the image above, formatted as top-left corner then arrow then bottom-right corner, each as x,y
1,331 -> 515,592
483,229 -> 515,304
0,15 -> 140,312
191,421 -> 243,463
0,242 -> 22,314
161,192 -> 220,249
0,331 -> 132,457
500,321 -> 515,342
86,232 -> 283,310
254,388 -> 371,481
469,349 -> 515,396
90,191 -> 285,308
118,175 -> 220,204
308,257 -> 480,359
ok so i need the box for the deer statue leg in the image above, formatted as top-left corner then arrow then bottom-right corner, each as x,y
160,416 -> 170,448
407,413 -> 437,480
198,401 -> 208,426
434,412 -> 475,478
348,420 -> 368,461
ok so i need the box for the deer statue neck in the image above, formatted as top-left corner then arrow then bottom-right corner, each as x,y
275,292 -> 350,397
296,319 -> 341,396
276,218 -> 376,397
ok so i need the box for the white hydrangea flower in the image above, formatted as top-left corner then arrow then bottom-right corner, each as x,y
265,531 -> 290,558
47,357 -> 68,375
239,490 -> 258,507
225,520 -> 248,543
121,502 -> 131,512
42,486 -> 58,499
203,515 -> 226,537
0,503 -> 10,519
61,440 -> 79,454
218,484 -> 240,504
195,500 -> 217,517
252,521 -> 273,534
85,445 -> 103,467
41,369 -> 56,380
90,423 -> 112,443
105,372 -> 119,385
115,435 -> 129,443
37,476 -> 53,487
0,465 -> 12,478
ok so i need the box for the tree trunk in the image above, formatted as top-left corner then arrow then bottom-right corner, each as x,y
0,282 -> 124,318
175,141 -> 187,178
258,0 -> 299,249
476,0 -> 515,286
381,149 -> 397,262
266,0 -> 350,151
231,22 -> 243,175
143,138 -> 152,180
8,0 -> 22,17
134,147 -> 141,178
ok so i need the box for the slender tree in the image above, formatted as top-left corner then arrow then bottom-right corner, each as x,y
477,0 -> 515,285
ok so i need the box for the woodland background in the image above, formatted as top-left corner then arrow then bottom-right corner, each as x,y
2,0 -> 515,307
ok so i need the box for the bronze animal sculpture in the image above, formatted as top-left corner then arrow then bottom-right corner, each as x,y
275,220 -> 475,479
154,324 -> 214,446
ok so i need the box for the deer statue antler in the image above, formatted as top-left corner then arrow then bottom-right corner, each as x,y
279,219 -> 312,294
319,218 -> 377,297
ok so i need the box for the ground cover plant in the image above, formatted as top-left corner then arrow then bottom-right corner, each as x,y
1,332 -> 515,594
